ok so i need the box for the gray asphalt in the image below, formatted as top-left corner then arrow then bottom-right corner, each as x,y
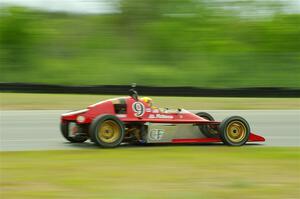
0,110 -> 299,151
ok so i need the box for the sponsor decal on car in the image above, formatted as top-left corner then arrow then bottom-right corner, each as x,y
148,114 -> 174,119
116,114 -> 127,118
149,129 -> 165,140
152,109 -> 159,113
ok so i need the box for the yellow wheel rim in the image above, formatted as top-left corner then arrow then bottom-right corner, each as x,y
98,120 -> 121,143
226,121 -> 247,143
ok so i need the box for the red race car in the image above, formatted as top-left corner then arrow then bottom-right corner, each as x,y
60,87 -> 265,148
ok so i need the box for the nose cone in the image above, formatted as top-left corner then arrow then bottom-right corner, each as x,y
248,133 -> 266,142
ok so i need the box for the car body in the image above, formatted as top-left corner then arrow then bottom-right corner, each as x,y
60,89 -> 265,147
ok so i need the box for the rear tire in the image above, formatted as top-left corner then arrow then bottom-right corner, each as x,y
219,116 -> 250,146
60,121 -> 88,143
196,112 -> 218,138
89,115 -> 125,148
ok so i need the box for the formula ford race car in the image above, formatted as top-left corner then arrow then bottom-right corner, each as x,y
60,86 -> 265,148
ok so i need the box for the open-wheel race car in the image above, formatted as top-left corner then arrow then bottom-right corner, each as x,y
60,86 -> 265,148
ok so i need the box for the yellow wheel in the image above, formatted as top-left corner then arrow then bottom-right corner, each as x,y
219,116 -> 250,146
90,115 -> 125,148
98,120 -> 121,143
226,121 -> 247,143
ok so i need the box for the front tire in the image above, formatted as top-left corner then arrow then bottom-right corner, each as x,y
89,115 -> 125,148
196,112 -> 219,138
219,116 -> 250,146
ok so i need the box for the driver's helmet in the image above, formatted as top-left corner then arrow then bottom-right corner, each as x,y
141,97 -> 153,107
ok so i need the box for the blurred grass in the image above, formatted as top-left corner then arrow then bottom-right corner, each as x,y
1,147 -> 299,199
0,92 -> 299,110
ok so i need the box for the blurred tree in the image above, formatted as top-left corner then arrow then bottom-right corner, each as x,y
0,7 -> 34,70
118,0 -> 212,63
0,1 -> 299,87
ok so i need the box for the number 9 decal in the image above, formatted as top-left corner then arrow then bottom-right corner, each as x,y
132,102 -> 145,117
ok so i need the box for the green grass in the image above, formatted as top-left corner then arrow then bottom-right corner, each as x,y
0,92 -> 299,110
1,147 -> 300,199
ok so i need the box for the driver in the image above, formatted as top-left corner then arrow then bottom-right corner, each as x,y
141,97 -> 155,108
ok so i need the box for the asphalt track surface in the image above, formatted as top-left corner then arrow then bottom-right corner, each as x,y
0,110 -> 299,151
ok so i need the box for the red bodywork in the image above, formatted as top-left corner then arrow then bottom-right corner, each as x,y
61,97 -> 265,144
61,97 -> 265,143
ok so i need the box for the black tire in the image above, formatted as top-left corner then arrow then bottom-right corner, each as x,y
219,116 -> 250,146
60,121 -> 88,143
89,115 -> 125,148
196,112 -> 218,138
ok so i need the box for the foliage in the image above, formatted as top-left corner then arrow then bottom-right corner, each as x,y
0,1 -> 299,87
